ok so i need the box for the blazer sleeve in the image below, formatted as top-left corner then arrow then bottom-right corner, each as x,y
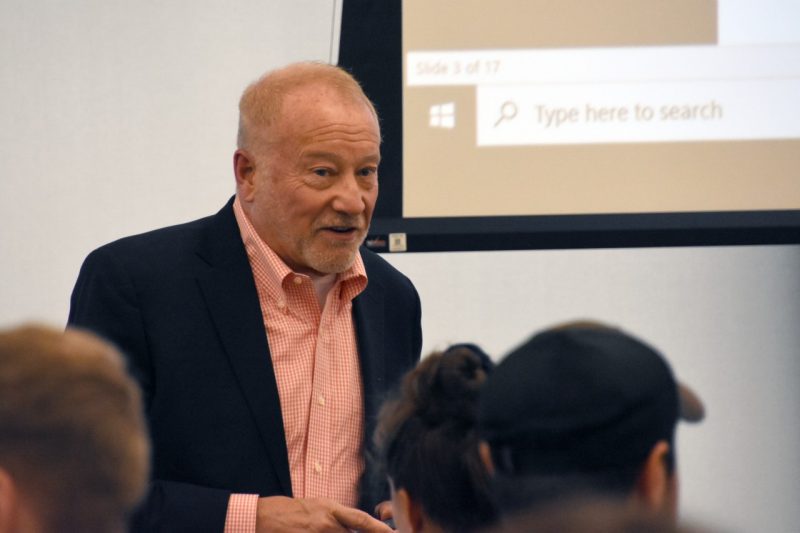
68,245 -> 231,533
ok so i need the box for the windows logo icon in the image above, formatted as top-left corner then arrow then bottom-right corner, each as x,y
429,102 -> 455,129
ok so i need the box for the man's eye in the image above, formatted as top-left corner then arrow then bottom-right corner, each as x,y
312,168 -> 331,177
358,167 -> 377,178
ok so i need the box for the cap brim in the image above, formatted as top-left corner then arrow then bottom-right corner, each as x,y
678,382 -> 705,422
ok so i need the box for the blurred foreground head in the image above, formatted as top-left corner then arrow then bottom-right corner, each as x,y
375,344 -> 498,532
0,325 -> 149,533
478,321 -> 705,521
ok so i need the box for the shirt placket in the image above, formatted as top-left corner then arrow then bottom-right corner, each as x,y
280,275 -> 317,499
304,288 -> 334,498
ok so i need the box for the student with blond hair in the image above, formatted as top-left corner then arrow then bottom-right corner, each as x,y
0,325 -> 149,533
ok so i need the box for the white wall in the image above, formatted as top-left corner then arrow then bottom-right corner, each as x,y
0,0 -> 341,325
1,2 -> 798,531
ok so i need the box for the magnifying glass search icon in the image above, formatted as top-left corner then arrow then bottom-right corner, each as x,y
494,101 -> 518,127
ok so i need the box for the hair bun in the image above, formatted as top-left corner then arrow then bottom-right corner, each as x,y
414,346 -> 494,426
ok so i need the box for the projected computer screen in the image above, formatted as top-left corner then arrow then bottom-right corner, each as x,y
340,0 -> 800,250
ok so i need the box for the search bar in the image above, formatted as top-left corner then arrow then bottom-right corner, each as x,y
476,78 -> 800,146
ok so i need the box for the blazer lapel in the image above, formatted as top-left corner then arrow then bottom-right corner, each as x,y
195,199 -> 293,496
353,273 -> 386,432
352,263 -> 394,510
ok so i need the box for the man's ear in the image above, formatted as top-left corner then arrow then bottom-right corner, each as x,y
635,440 -> 672,514
233,149 -> 257,201
479,441 -> 495,476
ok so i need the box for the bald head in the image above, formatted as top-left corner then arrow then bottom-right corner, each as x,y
237,61 -> 379,150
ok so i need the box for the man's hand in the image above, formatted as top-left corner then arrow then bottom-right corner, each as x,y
256,496 -> 394,532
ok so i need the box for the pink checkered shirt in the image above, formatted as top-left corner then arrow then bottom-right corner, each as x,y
224,197 -> 367,533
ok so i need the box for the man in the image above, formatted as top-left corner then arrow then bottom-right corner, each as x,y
0,324 -> 149,533
69,62 -> 422,532
477,321 -> 704,522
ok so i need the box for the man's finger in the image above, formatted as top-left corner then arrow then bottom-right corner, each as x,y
331,506 -> 393,533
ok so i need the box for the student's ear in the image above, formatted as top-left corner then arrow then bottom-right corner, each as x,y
394,487 -> 425,533
0,468 -> 19,533
635,440 -> 673,514
479,441 -> 495,476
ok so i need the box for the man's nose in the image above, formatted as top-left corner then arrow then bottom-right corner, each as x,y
331,173 -> 367,215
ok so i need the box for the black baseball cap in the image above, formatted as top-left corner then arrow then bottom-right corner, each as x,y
477,321 -> 704,476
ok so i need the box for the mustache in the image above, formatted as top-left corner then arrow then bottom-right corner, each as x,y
316,215 -> 367,230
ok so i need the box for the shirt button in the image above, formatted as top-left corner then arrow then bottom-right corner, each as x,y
293,276 -> 303,285
314,461 -> 322,474
277,300 -> 286,309
317,395 -> 326,406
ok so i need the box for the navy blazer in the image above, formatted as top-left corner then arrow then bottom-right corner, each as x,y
68,198 -> 422,532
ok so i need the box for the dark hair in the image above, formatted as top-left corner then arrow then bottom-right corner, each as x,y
487,496 -> 703,533
488,424 -> 676,516
374,346 -> 498,532
490,435 -> 675,514
488,468 -> 642,517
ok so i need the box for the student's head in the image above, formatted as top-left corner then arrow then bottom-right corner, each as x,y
375,345 -> 498,533
0,325 -> 149,533
234,61 -> 381,276
477,321 -> 704,521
